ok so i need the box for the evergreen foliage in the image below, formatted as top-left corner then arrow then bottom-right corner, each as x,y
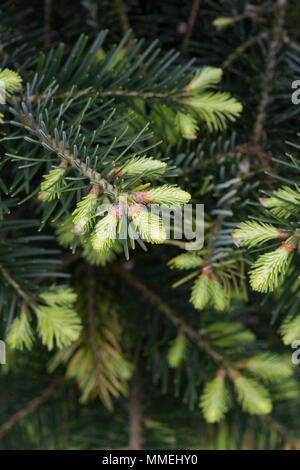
1,0 -> 300,451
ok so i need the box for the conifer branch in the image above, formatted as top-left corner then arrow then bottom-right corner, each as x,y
128,360 -> 143,450
21,89 -> 172,103
181,0 -> 201,56
112,263 -> 224,363
260,415 -> 300,450
0,262 -> 36,309
252,0 -> 288,144
0,378 -> 65,439
222,32 -> 267,70
87,265 -> 104,395
16,111 -> 117,195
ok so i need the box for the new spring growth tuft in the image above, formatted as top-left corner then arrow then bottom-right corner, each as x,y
131,185 -> 191,207
250,239 -> 296,293
0,67 -> 22,122
212,17 -> 234,30
176,112 -> 198,140
71,185 -> 100,235
91,205 -> 120,252
184,67 -> 223,93
190,269 -> 227,311
38,161 -> 68,201
259,186 -> 300,219
129,206 -> 167,243
231,221 -> 288,248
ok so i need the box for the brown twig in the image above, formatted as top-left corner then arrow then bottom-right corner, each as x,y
128,359 -> 143,450
44,0 -> 52,48
0,378 -> 65,438
252,0 -> 288,145
87,265 -> 103,395
112,263 -> 223,363
0,262 -> 36,309
181,0 -> 201,56
222,32 -> 267,70
259,415 -> 300,450
22,89 -> 171,103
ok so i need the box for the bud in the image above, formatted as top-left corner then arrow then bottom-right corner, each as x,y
91,209 -> 119,252
39,167 -> 67,201
72,186 -> 99,233
176,112 -> 198,140
71,220 -> 86,236
184,67 -> 223,92
212,17 -> 234,30
167,333 -> 187,368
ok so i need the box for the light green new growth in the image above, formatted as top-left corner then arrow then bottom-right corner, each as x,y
232,221 -> 284,248
190,274 -> 227,311
188,92 -> 242,132
91,213 -> 118,252
169,252 -> 202,270
188,67 -> 223,91
281,316 -> 300,345
190,274 -> 211,310
208,322 -> 255,347
250,246 -> 290,293
121,156 -> 167,178
35,288 -> 82,350
211,279 -> 228,311
0,68 -> 22,96
146,185 -> 191,206
176,112 -> 198,139
200,375 -> 230,423
247,353 -> 293,383
213,17 -> 233,30
265,186 -> 300,219
39,168 -> 67,201
167,334 -> 187,368
82,239 -> 122,266
131,209 -> 167,243
72,192 -> 99,232
7,312 -> 34,351
0,68 -> 22,123
233,376 -> 272,415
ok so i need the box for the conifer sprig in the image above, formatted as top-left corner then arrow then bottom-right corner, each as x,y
200,371 -> 231,423
250,240 -> 295,293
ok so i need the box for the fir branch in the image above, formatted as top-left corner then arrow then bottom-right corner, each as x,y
0,262 -> 36,309
86,264 -> 104,399
0,378 -> 65,439
112,263 -> 223,363
252,0 -> 288,144
260,415 -> 300,450
16,112 -> 117,195
22,89 -> 171,103
128,359 -> 143,450
222,32 -> 267,70
181,0 -> 201,56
